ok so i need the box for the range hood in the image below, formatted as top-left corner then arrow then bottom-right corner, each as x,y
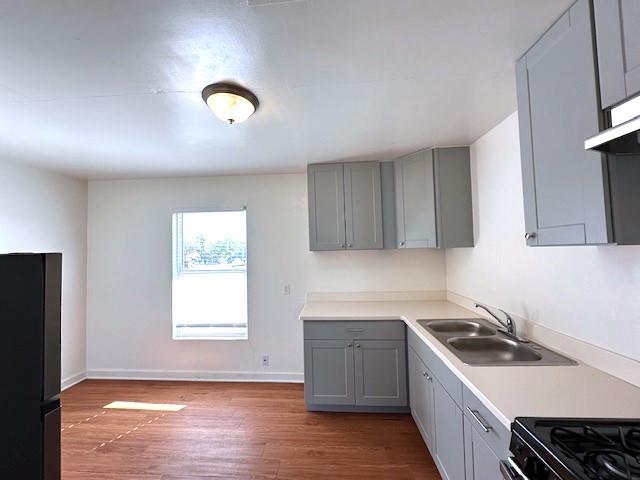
585,115 -> 640,154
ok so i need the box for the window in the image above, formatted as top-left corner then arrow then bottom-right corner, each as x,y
172,209 -> 248,340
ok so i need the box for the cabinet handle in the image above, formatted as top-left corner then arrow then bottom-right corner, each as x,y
467,407 -> 493,433
424,372 -> 432,381
355,344 -> 361,348
524,232 -> 537,240
400,241 -> 405,246
347,343 -> 353,348
340,243 -> 345,248
347,243 -> 353,248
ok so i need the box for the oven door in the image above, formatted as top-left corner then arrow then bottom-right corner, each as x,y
500,458 -> 528,480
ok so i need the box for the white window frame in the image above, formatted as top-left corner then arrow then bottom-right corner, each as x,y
171,207 -> 249,341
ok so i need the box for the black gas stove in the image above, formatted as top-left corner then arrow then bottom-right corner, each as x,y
503,418 -> 640,480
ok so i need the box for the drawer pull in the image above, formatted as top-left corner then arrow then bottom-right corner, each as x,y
467,407 -> 492,433
422,371 -> 432,381
346,328 -> 365,333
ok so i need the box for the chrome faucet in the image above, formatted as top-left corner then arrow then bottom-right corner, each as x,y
474,303 -> 518,338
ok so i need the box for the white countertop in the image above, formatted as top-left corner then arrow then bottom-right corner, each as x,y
300,300 -> 640,429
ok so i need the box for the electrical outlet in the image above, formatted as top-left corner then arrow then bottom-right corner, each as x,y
283,284 -> 291,295
262,354 -> 270,367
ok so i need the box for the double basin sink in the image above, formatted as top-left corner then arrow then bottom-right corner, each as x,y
417,318 -> 576,366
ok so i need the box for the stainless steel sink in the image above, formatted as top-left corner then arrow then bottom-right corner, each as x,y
419,318 -> 577,366
447,336 -> 542,363
418,319 -> 495,337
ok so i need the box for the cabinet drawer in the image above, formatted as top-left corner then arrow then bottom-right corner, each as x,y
462,385 -> 510,459
408,328 -> 463,407
304,321 -> 406,340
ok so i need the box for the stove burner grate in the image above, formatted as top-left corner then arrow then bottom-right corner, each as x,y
549,425 -> 640,480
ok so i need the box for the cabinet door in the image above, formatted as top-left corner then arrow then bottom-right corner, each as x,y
354,340 -> 407,407
464,418 -> 503,480
408,347 -> 435,450
433,147 -> 474,248
594,0 -> 640,109
343,162 -> 384,250
516,0 -> 611,246
433,380 -> 465,480
304,340 -> 355,405
308,163 -> 346,251
395,150 -> 437,248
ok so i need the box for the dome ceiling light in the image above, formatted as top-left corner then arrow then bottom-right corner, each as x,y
201,82 -> 259,124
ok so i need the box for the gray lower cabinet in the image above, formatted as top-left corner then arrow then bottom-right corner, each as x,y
308,162 -> 383,251
464,418 -> 502,480
408,347 -> 435,451
515,0 -> 611,246
354,340 -> 407,406
594,0 -> 640,109
433,380 -> 466,480
395,147 -> 473,249
303,321 -> 407,411
304,339 -> 355,405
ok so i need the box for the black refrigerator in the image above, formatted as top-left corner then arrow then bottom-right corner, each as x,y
0,253 -> 62,480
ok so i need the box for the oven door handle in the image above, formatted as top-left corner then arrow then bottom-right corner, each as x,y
500,458 -> 528,480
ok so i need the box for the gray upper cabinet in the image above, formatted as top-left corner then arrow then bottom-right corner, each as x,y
344,162 -> 384,250
395,147 -> 473,249
516,0 -> 612,246
434,147 -> 474,248
308,162 -> 383,251
308,163 -> 346,251
594,0 -> 640,109
395,150 -> 437,248
304,339 -> 355,405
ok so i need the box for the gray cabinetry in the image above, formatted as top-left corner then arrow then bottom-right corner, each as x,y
515,0 -> 611,246
395,150 -> 437,248
395,147 -> 473,249
308,162 -> 383,251
408,347 -> 435,451
308,163 -> 346,251
594,0 -> 640,109
464,418 -> 503,480
303,321 -> 407,412
304,339 -> 355,405
354,340 -> 407,407
462,386 -> 510,480
343,162 -> 384,250
433,380 -> 466,480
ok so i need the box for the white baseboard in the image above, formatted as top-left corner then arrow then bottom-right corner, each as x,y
61,371 -> 87,391
86,369 -> 304,383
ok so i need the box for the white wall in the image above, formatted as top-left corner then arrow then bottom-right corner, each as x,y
0,158 -> 88,387
87,174 -> 446,380
446,112 -> 640,362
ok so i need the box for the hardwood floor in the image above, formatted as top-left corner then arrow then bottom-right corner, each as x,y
61,380 -> 441,479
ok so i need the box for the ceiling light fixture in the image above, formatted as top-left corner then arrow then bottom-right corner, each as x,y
201,82 -> 259,124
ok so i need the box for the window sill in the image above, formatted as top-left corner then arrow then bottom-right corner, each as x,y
172,336 -> 249,341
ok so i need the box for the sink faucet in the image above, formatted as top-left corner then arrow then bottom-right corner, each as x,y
474,303 -> 517,337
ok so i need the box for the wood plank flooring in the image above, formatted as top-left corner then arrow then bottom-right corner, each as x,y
61,380 -> 441,479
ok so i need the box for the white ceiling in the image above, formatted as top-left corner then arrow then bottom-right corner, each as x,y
0,0 -> 572,179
